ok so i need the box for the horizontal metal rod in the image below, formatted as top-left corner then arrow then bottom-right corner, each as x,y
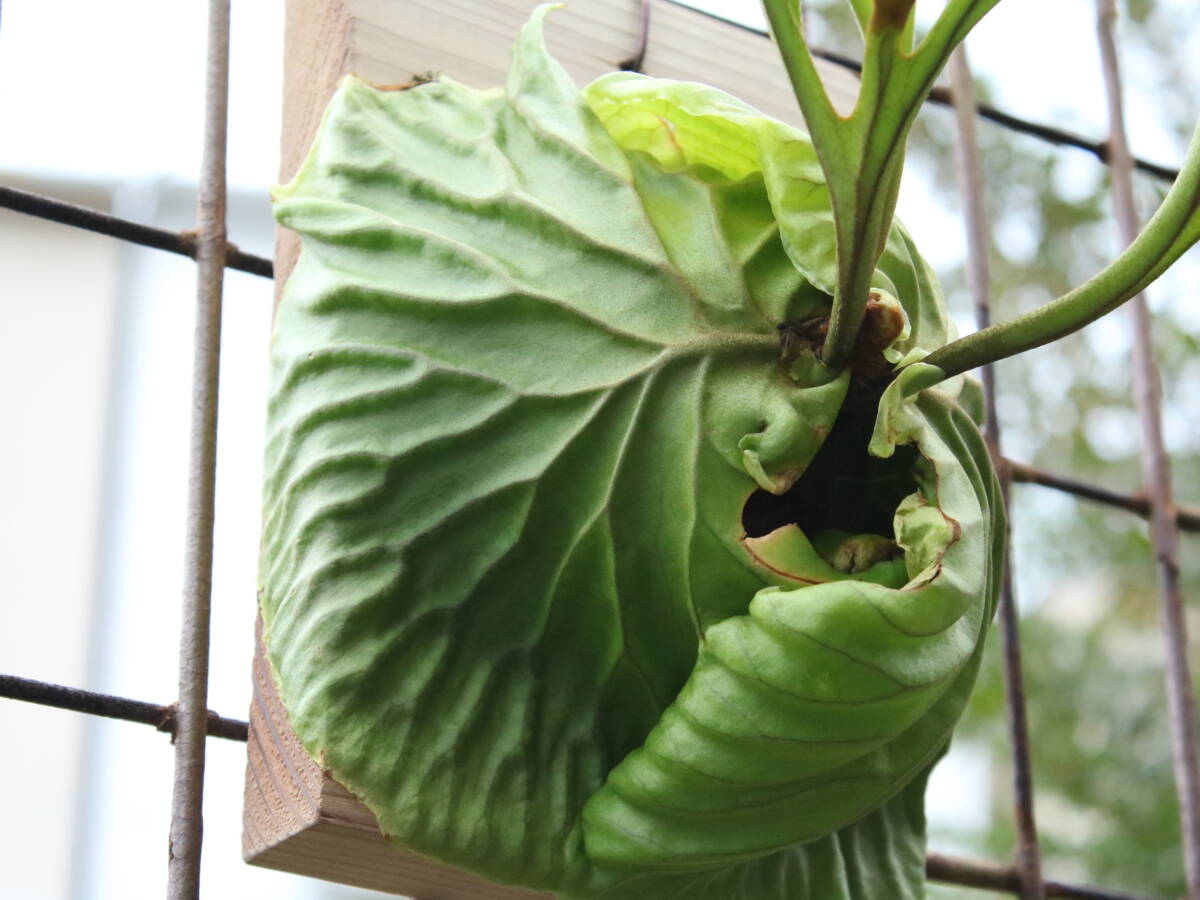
6,189 -> 1197,537
806,46 -> 1178,184
1008,459 -> 1200,531
0,673 -> 247,742
0,672 -> 1166,897
0,184 -> 273,279
927,852 -> 1163,900
3,194 -> 1192,532
928,84 -> 1178,183
7,187 -> 1193,534
666,1 -> 1179,184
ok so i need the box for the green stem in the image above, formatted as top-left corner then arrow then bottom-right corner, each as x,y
821,20 -> 909,370
923,114 -> 1200,378
762,0 -> 879,371
764,0 -> 1196,385
761,0 -> 842,150
763,0 -> 1002,372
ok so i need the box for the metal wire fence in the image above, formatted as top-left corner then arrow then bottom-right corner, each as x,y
0,1 -> 1196,899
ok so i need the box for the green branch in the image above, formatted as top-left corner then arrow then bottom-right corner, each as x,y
761,0 -> 842,150
766,0 -> 1200,401
923,113 -> 1200,377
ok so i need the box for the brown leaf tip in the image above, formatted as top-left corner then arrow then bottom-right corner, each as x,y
849,292 -> 906,379
872,0 -> 916,32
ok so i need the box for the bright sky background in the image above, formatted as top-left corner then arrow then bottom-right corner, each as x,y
0,1 -> 284,189
0,0 -> 1195,188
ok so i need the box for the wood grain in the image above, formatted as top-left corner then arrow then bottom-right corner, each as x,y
348,0 -> 859,117
272,0 -> 858,302
243,622 -> 552,899
273,0 -> 351,300
249,1 -> 860,894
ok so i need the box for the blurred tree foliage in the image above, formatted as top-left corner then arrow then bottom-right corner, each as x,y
804,0 -> 1200,897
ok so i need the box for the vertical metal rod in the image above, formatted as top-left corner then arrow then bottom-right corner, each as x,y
166,1 -> 230,898
1095,3 -> 1200,896
948,45 -> 1046,900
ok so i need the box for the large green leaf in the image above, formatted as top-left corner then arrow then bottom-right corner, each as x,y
261,8 -> 1002,899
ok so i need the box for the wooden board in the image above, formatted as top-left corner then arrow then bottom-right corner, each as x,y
243,621 -> 552,898
249,1 -> 862,895
271,0 -> 860,292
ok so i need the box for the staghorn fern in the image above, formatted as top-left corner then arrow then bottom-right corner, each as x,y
259,7 -> 1005,898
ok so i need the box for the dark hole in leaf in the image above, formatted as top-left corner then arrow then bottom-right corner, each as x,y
741,377 -> 919,539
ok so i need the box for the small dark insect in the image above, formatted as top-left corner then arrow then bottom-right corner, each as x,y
776,316 -> 828,361
777,292 -> 905,381
375,70 -> 439,92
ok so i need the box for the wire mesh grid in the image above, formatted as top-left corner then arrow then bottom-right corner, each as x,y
0,1 -> 1196,899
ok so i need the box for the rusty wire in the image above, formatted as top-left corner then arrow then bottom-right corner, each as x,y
1007,460 -> 1200,530
1095,1 -> 1200,897
949,44 -> 1047,900
0,185 -> 273,277
669,0 -> 1179,183
0,674 -> 248,741
166,0 -> 230,897
805,42 -> 1179,183
0,677 -> 1169,899
927,853 -> 1162,900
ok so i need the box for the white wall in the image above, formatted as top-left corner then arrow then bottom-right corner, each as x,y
0,177 -> 392,900
0,199 -> 121,900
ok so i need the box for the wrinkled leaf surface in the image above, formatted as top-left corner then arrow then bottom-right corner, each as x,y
262,10 -> 1002,898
